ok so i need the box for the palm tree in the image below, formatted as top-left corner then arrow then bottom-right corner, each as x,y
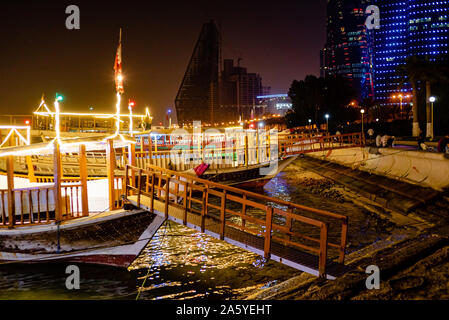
419,56 -> 449,138
397,56 -> 423,137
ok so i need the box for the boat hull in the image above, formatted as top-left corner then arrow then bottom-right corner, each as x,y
0,209 -> 165,268
199,155 -> 299,189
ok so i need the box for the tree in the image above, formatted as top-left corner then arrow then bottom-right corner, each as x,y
397,56 -> 423,137
287,75 -> 357,131
397,55 -> 449,137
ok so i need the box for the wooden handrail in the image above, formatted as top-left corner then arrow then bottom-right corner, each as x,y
125,164 -> 350,277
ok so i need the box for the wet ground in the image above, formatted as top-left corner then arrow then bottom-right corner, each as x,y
0,158 -> 406,300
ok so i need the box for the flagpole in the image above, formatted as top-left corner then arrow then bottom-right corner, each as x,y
115,28 -> 122,135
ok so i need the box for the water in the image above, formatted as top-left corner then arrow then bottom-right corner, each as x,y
0,160 -> 397,300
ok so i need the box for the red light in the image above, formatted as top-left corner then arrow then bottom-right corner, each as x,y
129,100 -> 135,107
25,120 -> 30,125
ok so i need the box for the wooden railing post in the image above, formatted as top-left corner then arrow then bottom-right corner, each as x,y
318,223 -> 328,278
164,176 -> 170,219
25,156 -> 36,183
128,142 -> 136,185
106,139 -> 116,210
339,217 -> 348,264
150,173 -> 155,212
256,129 -> 260,164
125,165 -> 130,198
241,194 -> 247,230
53,141 -> 63,222
137,169 -> 142,207
183,182 -> 188,226
148,133 -> 153,161
244,134 -> 249,167
79,144 -> 89,216
264,206 -> 273,259
201,186 -> 209,233
219,190 -> 227,240
6,155 -> 15,227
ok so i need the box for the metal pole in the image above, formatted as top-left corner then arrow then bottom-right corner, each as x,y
431,101 -> 434,140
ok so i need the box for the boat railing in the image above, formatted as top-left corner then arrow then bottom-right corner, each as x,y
279,132 -> 364,156
125,164 -> 348,278
0,183 -> 86,228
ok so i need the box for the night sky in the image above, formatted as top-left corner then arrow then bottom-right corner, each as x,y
0,0 -> 326,123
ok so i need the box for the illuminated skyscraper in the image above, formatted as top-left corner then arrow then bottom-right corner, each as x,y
175,21 -> 220,127
176,22 -> 266,126
322,0 -> 375,101
373,0 -> 449,106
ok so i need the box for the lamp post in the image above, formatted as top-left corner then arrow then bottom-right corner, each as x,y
392,94 -> 411,119
324,114 -> 330,135
360,109 -> 365,142
308,119 -> 312,135
429,96 -> 436,140
167,108 -> 172,128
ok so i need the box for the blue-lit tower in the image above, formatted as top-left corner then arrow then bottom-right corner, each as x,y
373,0 -> 449,106
322,0 -> 375,102
408,1 -> 449,58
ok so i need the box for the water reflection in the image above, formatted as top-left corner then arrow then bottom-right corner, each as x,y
130,222 -> 299,300
0,161 -> 397,300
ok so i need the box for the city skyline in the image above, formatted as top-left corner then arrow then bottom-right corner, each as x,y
0,0 -> 326,123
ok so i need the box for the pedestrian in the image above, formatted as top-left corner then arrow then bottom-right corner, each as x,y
437,135 -> 449,153
375,134 -> 382,147
387,136 -> 395,147
381,134 -> 391,147
367,128 -> 374,145
418,129 -> 426,150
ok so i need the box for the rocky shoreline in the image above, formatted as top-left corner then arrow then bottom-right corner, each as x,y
240,157 -> 449,300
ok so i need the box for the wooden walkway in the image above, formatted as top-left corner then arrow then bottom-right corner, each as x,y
124,165 -> 351,280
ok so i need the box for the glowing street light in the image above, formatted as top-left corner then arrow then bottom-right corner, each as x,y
429,96 -> 436,140
392,93 -> 411,119
56,93 -> 64,102
360,109 -> 365,139
167,108 -> 172,128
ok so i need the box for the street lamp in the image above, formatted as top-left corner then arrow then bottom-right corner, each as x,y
324,114 -> 330,134
392,93 -> 412,119
360,109 -> 365,141
429,96 -> 436,140
167,108 -> 172,128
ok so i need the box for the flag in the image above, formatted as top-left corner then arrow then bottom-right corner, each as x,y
114,29 -> 124,95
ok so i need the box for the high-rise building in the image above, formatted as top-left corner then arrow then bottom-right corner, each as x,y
256,94 -> 292,117
220,59 -> 264,121
175,21 -> 220,127
322,0 -> 375,102
175,22 -> 266,126
373,0 -> 449,106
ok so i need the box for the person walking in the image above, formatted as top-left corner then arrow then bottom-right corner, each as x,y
437,135 -> 449,153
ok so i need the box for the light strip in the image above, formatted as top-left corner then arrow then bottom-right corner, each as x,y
33,111 -> 151,119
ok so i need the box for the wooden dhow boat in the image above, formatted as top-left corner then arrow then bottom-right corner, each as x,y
0,135 -> 165,268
